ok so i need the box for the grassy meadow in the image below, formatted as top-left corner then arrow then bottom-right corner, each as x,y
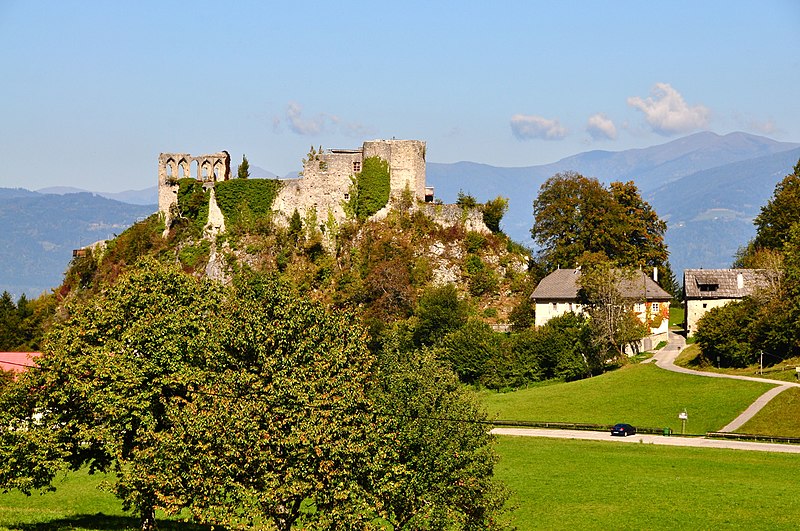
0,469 -> 207,530
738,386 -> 800,437
495,436 -> 800,530
480,363 -> 774,434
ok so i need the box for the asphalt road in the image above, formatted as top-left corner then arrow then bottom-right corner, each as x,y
491,427 -> 800,454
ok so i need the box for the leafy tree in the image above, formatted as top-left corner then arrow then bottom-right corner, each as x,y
456,190 -> 479,209
531,172 -> 667,272
578,263 -> 648,360
370,344 -> 509,529
0,260 -> 224,530
481,196 -> 509,234
413,283 -> 468,347
608,180 -> 668,268
533,312 -> 598,380
0,262 -> 508,530
695,300 -> 756,368
0,291 -> 20,350
753,159 -> 800,251
149,274 -> 378,530
438,319 -> 502,384
237,153 -> 250,179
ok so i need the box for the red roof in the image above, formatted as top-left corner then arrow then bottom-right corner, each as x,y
0,352 -> 40,373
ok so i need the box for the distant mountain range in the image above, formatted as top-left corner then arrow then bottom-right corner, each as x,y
0,191 -> 155,297
425,132 -> 800,277
4,131 -> 799,298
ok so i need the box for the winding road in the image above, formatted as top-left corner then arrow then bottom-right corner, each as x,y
492,330 -> 800,452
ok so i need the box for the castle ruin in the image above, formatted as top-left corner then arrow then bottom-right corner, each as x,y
158,151 -> 231,226
157,139 -> 486,235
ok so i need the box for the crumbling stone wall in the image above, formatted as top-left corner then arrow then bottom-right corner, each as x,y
156,141 -> 490,240
272,140 -> 427,226
271,149 -> 361,224
158,151 -> 230,226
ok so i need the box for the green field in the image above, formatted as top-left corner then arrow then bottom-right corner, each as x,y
738,386 -> 800,437
495,436 -> 800,530
0,469 -> 206,530
480,363 -> 774,434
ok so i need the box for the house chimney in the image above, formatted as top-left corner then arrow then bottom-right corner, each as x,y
653,267 -> 658,283
737,272 -> 744,290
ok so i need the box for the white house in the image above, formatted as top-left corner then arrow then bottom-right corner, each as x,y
531,268 -> 672,351
683,269 -> 774,336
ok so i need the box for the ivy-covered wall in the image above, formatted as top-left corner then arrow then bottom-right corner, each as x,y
215,179 -> 283,226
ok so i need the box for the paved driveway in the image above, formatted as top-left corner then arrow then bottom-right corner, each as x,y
491,427 -> 800,454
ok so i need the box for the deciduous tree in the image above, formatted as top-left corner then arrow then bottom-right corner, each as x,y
531,172 -> 667,272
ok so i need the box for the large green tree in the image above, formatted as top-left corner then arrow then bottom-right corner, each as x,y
0,261 -> 507,530
0,260 -> 224,529
531,172 -> 667,272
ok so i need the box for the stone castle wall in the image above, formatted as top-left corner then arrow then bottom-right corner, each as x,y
158,151 -> 230,226
157,140 -> 489,236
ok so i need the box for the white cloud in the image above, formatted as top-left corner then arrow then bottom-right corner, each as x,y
274,102 -> 373,137
733,113 -> 779,136
510,114 -> 567,141
627,83 -> 710,135
586,113 -> 617,140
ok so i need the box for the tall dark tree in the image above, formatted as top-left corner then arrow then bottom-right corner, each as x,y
237,153 -> 250,179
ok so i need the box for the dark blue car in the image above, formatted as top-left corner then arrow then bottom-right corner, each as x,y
611,423 -> 636,436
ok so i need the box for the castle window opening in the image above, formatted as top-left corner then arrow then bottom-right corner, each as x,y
344,193 -> 349,200
353,161 -> 361,173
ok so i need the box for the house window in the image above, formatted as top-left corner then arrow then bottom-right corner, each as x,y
651,302 -> 660,312
703,303 -> 707,308
699,283 -> 718,292
353,161 -> 361,173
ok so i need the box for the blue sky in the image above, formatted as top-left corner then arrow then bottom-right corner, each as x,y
1,0 -> 798,192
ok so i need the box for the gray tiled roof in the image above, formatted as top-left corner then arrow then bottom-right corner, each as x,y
531,268 -> 671,301
684,269 -> 774,299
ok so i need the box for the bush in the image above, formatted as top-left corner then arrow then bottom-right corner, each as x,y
413,284 -> 468,347
438,320 -> 502,384
695,300 -> 757,368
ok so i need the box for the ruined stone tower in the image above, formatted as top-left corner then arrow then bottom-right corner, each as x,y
272,139 -> 430,225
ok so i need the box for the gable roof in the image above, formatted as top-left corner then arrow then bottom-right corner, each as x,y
0,352 -> 39,373
684,269 -> 774,299
531,268 -> 671,302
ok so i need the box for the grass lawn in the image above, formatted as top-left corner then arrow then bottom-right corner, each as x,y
480,363 -> 774,434
495,435 -> 800,530
0,469 -> 208,530
678,345 -> 800,384
668,305 -> 684,328
738,386 -> 800,437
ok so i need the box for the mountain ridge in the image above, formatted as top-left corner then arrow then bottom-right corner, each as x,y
4,131 -> 799,297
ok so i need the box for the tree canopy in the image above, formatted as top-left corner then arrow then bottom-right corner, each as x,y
697,159 -> 800,366
752,159 -> 800,251
0,260 -> 507,530
531,172 -> 668,272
